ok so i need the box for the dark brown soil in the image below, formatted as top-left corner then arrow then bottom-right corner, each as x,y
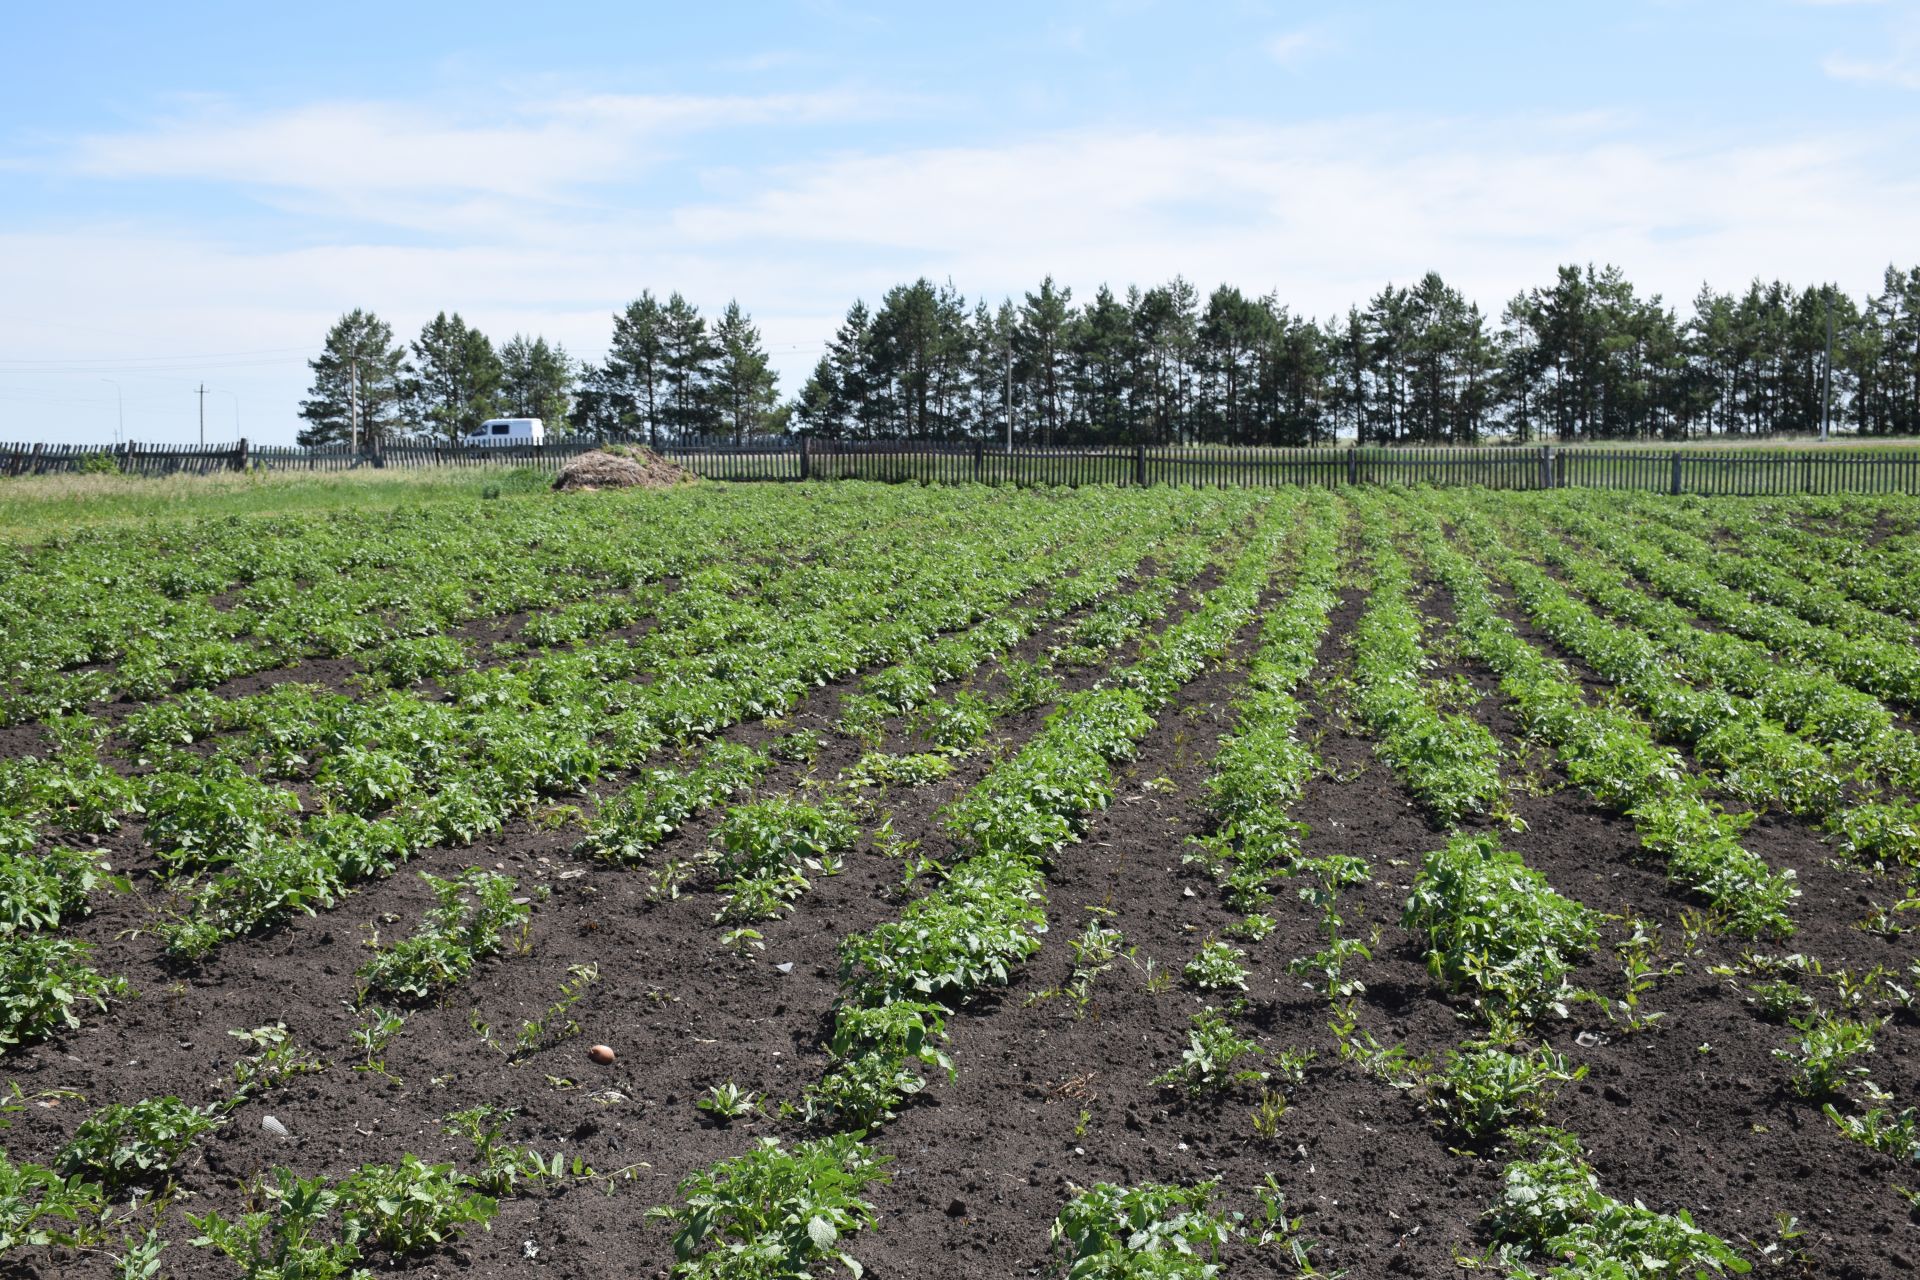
5,510 -> 1918,1280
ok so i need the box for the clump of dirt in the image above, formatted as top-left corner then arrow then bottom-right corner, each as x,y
553,445 -> 695,491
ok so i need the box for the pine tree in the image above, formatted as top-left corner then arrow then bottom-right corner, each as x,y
712,301 -> 779,442
660,293 -> 718,442
607,293 -> 669,446
297,309 -> 410,448
498,335 -> 575,427
410,312 -> 503,443
1016,277 -> 1072,446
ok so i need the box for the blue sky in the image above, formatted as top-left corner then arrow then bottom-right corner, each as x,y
4,1 -> 1918,444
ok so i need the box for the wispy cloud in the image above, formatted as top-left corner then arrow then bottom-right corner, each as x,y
1266,26 -> 1331,66
1823,50 -> 1920,87
8,101 -> 1918,442
64,90 -> 889,199
1819,8 -> 1920,87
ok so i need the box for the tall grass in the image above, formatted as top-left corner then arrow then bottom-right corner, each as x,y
0,468 -> 544,541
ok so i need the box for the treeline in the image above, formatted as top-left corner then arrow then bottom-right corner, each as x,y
795,265 -> 1920,445
302,263 -> 1920,448
297,299 -> 778,447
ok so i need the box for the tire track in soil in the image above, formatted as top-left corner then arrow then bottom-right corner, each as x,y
0,553 -> 1233,1280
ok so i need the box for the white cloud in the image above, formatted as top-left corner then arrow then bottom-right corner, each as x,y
7,110 -> 1919,443
1823,51 -> 1920,86
1266,28 -> 1327,65
1819,7 -> 1920,87
64,90 -> 888,199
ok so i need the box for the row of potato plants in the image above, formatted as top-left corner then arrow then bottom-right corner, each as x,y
693,528 -> 1240,929
0,483 -> 797,722
1479,499 -> 1920,873
648,498 -> 1307,1278
1541,494 -> 1920,711
0,493 -> 1237,1048
573,504 -> 1247,893
1394,492 -> 1798,937
1385,818 -> 1744,1274
1445,501 -> 1857,821
1347,495 -> 1510,830
1642,493 -> 1920,624
1028,504 -> 1345,1276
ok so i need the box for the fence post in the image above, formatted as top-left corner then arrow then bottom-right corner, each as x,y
1134,440 -> 1147,487
1669,450 -> 1681,497
799,435 -> 811,481
1346,446 -> 1357,486
972,439 -> 983,483
1538,445 -> 1552,490
232,438 -> 249,472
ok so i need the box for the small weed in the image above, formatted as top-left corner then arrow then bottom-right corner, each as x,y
1155,1008 -> 1267,1098
696,1082 -> 759,1124
1774,1012 -> 1879,1098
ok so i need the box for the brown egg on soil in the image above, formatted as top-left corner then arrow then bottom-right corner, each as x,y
588,1044 -> 615,1065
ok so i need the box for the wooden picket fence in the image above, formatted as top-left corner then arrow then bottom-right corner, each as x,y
6,436 -> 1920,496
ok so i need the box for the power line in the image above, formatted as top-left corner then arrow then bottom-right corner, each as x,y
0,345 -> 315,368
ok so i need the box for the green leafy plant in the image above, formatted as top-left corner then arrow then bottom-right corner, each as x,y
442,1106 -> 590,1197
1183,941 -> 1251,993
336,1154 -> 495,1256
504,963 -> 599,1058
1154,1009 -> 1267,1099
1745,978 -> 1810,1022
646,1134 -> 890,1280
0,1151 -> 107,1252
188,1170 -> 363,1279
579,743 -> 771,865
712,797 -> 857,922
1051,1179 -> 1235,1279
1403,833 -> 1595,1024
1250,1089 -> 1289,1141
58,1097 -> 224,1190
351,1007 -> 405,1078
1425,1044 -> 1585,1142
804,1001 -> 955,1130
0,845 -> 124,932
1062,916 -> 1125,1014
229,1023 -> 325,1102
112,1228 -> 168,1280
357,869 -> 530,1002
1488,1127 -> 1749,1277
0,933 -> 127,1050
696,1083 -> 759,1124
1604,917 -> 1679,1033
1774,1012 -> 1879,1098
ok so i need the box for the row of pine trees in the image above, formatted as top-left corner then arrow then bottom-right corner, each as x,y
300,263 -> 1920,448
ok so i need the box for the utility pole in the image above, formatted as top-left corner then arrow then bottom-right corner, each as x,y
197,383 -> 207,447
1821,286 -> 1834,442
1004,341 -> 1013,456
350,358 -> 360,454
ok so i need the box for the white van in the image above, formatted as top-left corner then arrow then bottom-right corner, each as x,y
464,417 -> 546,446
